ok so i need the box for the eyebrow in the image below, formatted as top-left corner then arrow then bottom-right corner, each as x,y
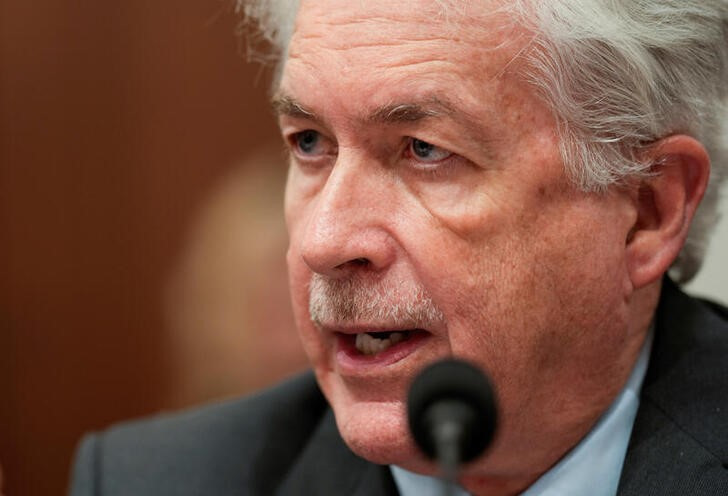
270,93 -> 455,126
367,99 -> 452,124
271,95 -> 317,120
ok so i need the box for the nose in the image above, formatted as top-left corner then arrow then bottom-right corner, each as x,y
299,153 -> 397,278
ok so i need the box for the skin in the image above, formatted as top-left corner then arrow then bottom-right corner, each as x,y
277,1 -> 709,494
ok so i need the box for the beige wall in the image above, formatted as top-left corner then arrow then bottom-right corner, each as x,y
686,186 -> 728,306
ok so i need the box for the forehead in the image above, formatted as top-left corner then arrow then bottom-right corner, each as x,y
291,0 -> 506,42
282,0 -> 527,106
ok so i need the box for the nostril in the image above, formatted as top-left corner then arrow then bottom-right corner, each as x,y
335,257 -> 370,270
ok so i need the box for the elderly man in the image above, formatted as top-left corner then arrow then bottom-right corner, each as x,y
70,1 -> 728,495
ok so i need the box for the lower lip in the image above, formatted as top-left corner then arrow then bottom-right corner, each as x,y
334,330 -> 431,372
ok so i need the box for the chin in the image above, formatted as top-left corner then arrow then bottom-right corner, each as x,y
330,397 -> 421,466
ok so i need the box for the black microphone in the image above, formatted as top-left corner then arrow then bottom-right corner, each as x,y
407,358 -> 498,495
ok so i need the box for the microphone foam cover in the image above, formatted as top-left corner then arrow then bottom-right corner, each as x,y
407,358 -> 498,463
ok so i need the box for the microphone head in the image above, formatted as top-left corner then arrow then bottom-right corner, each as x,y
407,358 -> 498,464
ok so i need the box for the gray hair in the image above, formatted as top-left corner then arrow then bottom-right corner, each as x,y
236,0 -> 299,68
237,0 -> 728,282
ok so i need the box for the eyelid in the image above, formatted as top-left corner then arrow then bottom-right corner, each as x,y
279,116 -> 323,139
404,137 -> 455,167
285,129 -> 338,164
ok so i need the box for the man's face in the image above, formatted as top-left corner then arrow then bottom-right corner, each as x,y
280,0 -> 642,485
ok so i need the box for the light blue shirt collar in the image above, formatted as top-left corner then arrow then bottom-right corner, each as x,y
392,329 -> 654,496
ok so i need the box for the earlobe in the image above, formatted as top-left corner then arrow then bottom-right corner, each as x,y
625,135 -> 710,289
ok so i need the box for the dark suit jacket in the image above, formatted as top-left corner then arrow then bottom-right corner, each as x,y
69,280 -> 728,495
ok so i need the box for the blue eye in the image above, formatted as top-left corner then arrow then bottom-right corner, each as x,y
295,130 -> 320,154
409,138 -> 452,162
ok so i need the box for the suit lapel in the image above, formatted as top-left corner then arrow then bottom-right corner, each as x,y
276,409 -> 400,496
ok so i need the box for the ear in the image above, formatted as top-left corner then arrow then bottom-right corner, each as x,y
626,135 -> 710,289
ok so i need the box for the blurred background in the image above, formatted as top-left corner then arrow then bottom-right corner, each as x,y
0,1 -> 726,495
1,1 -> 308,494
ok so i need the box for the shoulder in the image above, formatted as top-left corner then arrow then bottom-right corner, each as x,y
69,372 -> 328,496
619,280 -> 728,494
646,279 -> 728,438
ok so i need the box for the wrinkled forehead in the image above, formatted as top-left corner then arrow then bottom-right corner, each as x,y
286,0 -> 520,65
280,0 -> 530,103
293,0 -> 485,32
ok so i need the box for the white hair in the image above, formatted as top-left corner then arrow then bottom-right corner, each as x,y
237,0 -> 728,282
235,0 -> 299,70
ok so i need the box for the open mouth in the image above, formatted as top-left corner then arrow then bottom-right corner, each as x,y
338,329 -> 428,356
331,327 -> 433,370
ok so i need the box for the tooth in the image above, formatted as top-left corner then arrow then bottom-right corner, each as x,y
356,332 -> 406,355
356,333 -> 372,355
368,335 -> 381,355
355,333 -> 368,355
364,335 -> 375,355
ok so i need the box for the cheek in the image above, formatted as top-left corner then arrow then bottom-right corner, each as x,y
434,194 -> 632,367
283,170 -> 317,316
284,210 -> 326,360
284,166 -> 306,235
285,247 -> 307,310
284,180 -> 307,320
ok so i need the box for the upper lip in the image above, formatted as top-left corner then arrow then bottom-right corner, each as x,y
316,322 -> 435,335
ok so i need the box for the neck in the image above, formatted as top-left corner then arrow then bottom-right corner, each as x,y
460,281 -> 661,496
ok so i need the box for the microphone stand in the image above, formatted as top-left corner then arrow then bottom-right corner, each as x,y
427,400 -> 475,496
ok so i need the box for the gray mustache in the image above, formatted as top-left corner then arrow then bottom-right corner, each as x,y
308,273 -> 445,329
